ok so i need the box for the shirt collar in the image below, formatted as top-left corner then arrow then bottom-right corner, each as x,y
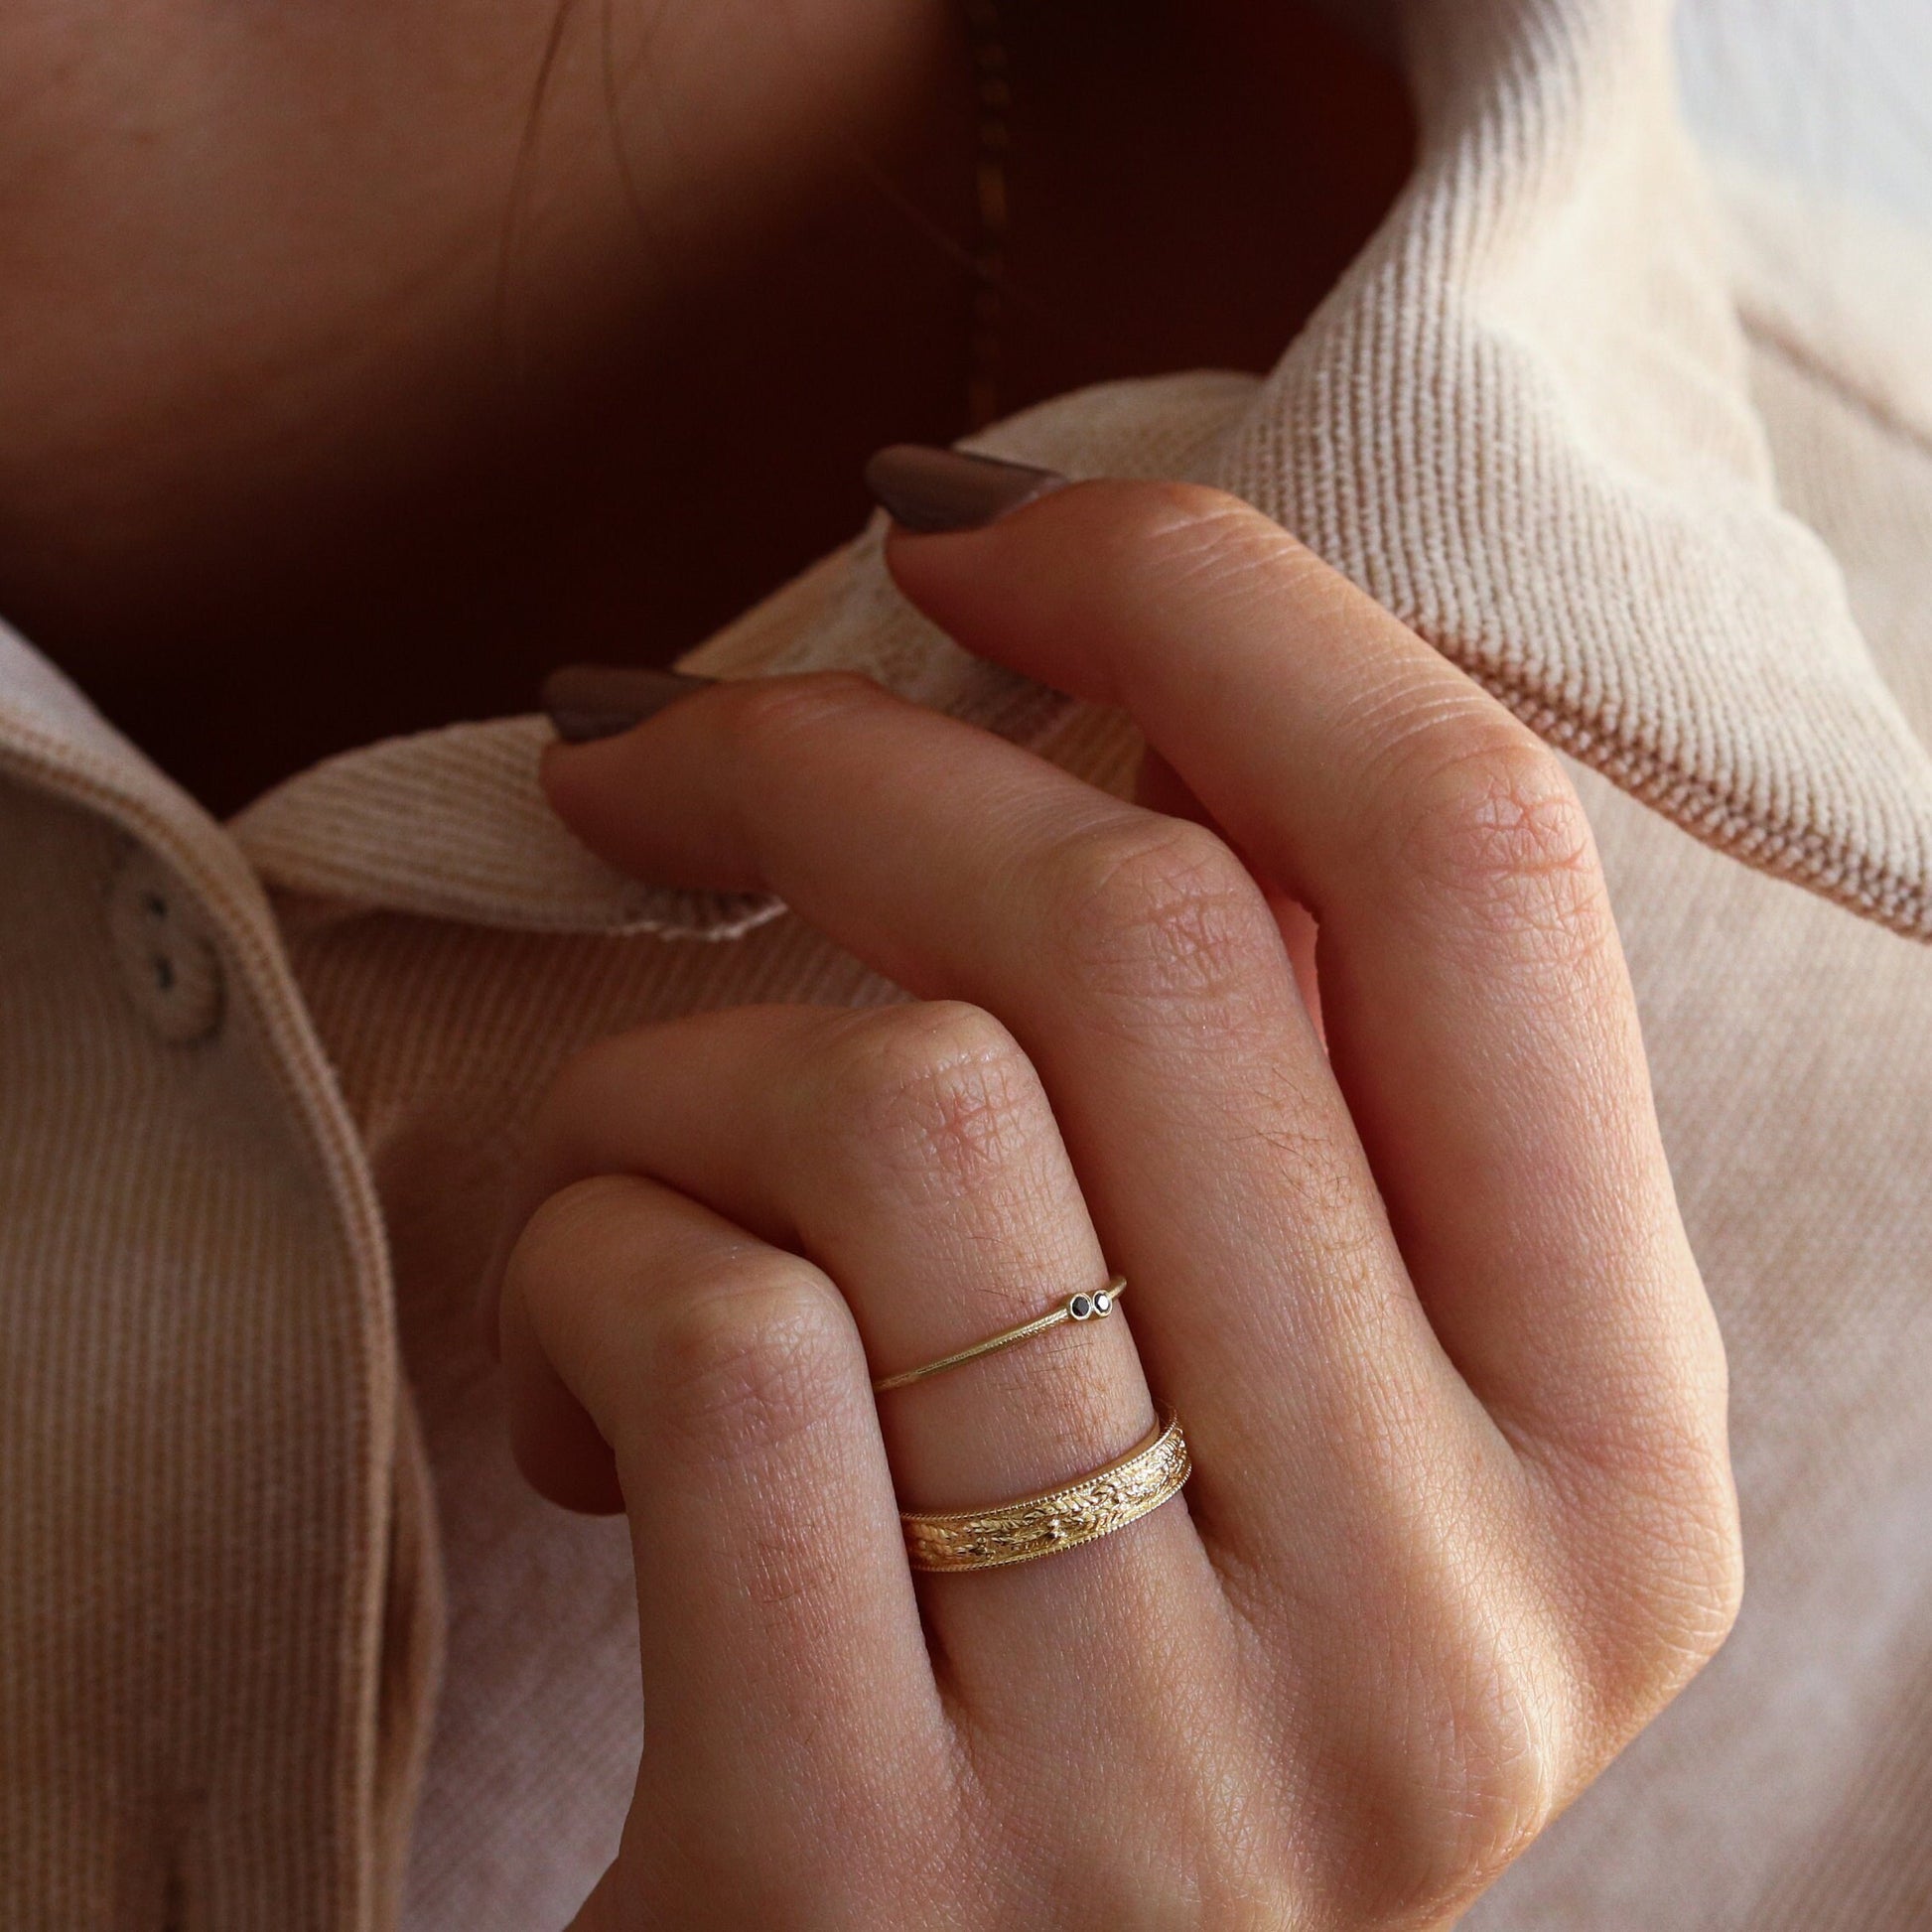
6,0 -> 1931,945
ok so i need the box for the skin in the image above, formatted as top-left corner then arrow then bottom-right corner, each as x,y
0,0 -> 1410,811
483,480 -> 1741,1927
7,1 -> 1739,1921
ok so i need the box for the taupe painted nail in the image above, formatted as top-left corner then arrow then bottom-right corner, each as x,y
865,445 -> 1068,533
541,664 -> 717,744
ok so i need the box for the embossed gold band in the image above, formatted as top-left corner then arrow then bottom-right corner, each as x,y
871,1276 -> 1127,1394
901,1408 -> 1189,1573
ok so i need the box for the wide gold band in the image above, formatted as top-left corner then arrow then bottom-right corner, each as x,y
872,1276 -> 1127,1394
901,1408 -> 1189,1573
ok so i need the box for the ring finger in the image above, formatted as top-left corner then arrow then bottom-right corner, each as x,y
494,999 -> 1223,1703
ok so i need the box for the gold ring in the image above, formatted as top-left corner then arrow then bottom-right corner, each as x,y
872,1276 -> 1127,1393
901,1408 -> 1189,1572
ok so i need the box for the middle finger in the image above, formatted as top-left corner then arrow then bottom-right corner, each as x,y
540,675 -> 1483,1572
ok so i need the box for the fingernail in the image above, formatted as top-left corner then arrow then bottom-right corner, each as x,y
541,665 -> 717,744
865,445 -> 1068,533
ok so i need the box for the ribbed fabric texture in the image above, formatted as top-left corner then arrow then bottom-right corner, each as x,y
1226,0 -> 1932,938
1,1 -> 1930,1927
0,781 -> 428,1931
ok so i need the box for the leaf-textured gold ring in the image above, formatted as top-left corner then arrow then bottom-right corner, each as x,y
871,1276 -> 1127,1394
900,1408 -> 1189,1573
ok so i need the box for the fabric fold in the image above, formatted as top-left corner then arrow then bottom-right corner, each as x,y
220,0 -> 1932,944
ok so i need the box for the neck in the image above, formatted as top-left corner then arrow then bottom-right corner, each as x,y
48,2 -> 1412,814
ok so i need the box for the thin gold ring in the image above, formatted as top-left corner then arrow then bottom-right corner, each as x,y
871,1276 -> 1127,1394
901,1407 -> 1189,1573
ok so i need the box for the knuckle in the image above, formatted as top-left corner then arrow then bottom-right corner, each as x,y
810,1002 -> 1046,1196
1339,1632 -> 1562,1924
1408,1735 -> 1559,1918
1431,1649 -> 1563,1899
1038,815 -> 1279,1009
1589,1467 -> 1744,1730
720,669 -> 886,759
1639,1509 -> 1744,1693
1387,726 -> 1612,969
1526,1398 -> 1743,1749
653,1257 -> 855,1463
1108,483 -> 1324,607
505,1172 -> 641,1310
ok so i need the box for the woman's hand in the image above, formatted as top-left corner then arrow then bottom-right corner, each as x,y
487,473 -> 1740,1929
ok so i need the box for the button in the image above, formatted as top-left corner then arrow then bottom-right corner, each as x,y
106,846 -> 224,1044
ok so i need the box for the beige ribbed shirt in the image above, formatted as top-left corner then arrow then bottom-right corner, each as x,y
3,1 -> 1930,1925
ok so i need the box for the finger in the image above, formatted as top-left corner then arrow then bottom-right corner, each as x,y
495,1001 -> 1220,1717
499,1173 -> 949,1893
1137,746 -> 1322,1035
504,1002 -> 1155,1507
877,481 -> 1725,1482
540,669 -> 1479,1582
